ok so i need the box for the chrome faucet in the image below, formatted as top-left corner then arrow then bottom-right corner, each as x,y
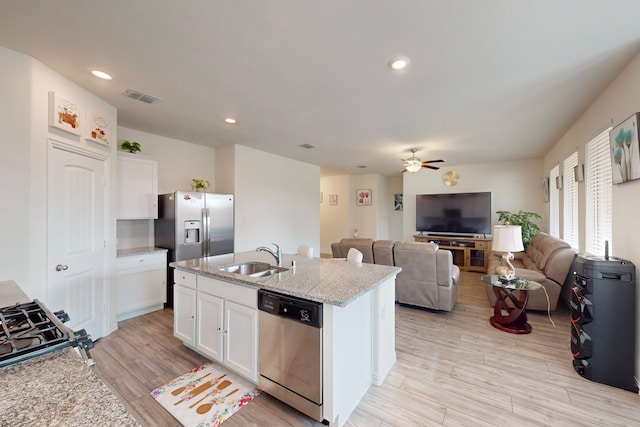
256,243 -> 282,267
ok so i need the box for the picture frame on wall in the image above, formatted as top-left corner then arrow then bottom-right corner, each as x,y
394,194 -> 403,211
542,177 -> 549,203
610,112 -> 640,184
356,189 -> 372,206
330,194 -> 338,205
85,111 -> 111,146
48,91 -> 81,136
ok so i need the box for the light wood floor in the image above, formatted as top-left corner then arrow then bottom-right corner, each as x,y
92,272 -> 640,426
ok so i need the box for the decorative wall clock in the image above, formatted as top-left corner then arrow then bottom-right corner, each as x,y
443,171 -> 460,186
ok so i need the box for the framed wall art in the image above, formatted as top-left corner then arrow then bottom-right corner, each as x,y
542,177 -> 549,203
85,111 -> 111,146
330,194 -> 338,205
48,91 -> 81,136
610,113 -> 640,184
394,194 -> 403,211
356,189 -> 372,206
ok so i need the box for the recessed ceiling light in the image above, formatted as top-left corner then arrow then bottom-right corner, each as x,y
91,70 -> 112,80
388,56 -> 411,71
224,117 -> 237,124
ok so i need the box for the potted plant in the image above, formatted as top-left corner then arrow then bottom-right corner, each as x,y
121,140 -> 141,153
496,210 -> 541,249
191,179 -> 209,192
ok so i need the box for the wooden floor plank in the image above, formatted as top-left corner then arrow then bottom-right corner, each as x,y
91,271 -> 640,426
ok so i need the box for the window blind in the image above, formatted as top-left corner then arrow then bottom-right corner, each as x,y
563,152 -> 579,249
549,165 -> 560,238
585,127 -> 613,256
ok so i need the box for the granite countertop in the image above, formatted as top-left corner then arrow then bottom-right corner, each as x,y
117,246 -> 168,257
0,280 -> 140,427
171,251 -> 401,307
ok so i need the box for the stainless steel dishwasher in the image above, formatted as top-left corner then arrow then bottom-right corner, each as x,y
258,289 -> 323,422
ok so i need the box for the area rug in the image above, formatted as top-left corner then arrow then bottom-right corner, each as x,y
150,363 -> 261,427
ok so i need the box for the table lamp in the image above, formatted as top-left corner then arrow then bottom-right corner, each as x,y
492,225 -> 524,282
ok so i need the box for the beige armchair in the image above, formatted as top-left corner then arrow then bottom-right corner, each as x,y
393,241 -> 460,311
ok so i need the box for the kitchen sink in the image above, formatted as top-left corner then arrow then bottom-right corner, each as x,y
217,261 -> 288,277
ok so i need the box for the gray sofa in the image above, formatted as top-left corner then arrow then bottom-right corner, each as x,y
331,238 -> 460,311
486,232 -> 575,311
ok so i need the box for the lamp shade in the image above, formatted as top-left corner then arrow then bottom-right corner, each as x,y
492,225 -> 524,252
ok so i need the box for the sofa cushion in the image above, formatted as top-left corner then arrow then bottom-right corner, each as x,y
373,240 -> 395,266
521,255 -> 537,270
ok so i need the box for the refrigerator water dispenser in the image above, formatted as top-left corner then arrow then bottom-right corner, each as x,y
184,221 -> 200,243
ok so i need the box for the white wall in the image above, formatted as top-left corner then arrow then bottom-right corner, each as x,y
0,47 -> 119,330
320,174 -> 400,254
386,176 -> 404,242
543,49 -> 640,376
320,175 -> 352,255
231,145 -> 320,256
0,48 -> 31,289
117,127 -> 215,194
402,160 -> 544,241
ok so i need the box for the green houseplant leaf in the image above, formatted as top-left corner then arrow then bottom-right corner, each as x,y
496,210 -> 542,249
121,140 -> 141,153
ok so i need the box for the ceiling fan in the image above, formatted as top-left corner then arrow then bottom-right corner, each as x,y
401,149 -> 444,173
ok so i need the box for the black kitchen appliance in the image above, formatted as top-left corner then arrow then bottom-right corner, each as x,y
570,254 -> 637,392
0,300 -> 94,368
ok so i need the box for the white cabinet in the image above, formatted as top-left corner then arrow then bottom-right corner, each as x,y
224,300 -> 258,381
116,252 -> 167,321
117,153 -> 158,219
174,271 -> 197,346
196,291 -> 223,361
173,272 -> 258,383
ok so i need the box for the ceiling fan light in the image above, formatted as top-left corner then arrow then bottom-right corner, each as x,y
405,160 -> 422,173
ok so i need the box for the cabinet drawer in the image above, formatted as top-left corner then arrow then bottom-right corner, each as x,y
199,276 -> 257,309
174,270 -> 197,289
117,252 -> 166,271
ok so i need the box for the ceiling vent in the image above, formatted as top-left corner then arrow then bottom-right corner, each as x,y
122,89 -> 161,104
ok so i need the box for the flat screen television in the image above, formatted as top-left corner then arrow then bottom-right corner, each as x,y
416,192 -> 492,235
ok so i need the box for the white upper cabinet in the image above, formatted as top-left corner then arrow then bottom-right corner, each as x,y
117,153 -> 158,219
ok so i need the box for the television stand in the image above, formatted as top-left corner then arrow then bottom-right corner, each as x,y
413,235 -> 492,273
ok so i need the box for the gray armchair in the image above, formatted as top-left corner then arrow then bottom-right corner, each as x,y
393,241 -> 460,311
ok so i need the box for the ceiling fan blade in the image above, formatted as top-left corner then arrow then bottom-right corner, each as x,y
421,159 -> 444,164
423,165 -> 440,170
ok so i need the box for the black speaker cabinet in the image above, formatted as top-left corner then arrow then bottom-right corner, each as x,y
570,255 -> 637,392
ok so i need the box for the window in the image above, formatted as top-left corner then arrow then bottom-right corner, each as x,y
563,152 -> 579,249
585,127 -> 613,256
549,165 -> 560,238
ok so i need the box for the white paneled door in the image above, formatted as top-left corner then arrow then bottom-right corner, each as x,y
48,141 -> 108,339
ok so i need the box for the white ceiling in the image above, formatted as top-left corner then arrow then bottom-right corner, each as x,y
2,1 -> 640,176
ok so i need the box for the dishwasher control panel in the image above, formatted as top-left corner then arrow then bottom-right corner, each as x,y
258,290 -> 322,328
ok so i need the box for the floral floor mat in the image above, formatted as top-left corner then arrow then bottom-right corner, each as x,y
150,363 -> 261,427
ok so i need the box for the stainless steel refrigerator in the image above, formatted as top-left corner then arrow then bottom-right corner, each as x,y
155,191 -> 234,306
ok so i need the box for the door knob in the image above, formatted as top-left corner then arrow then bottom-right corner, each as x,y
56,264 -> 69,271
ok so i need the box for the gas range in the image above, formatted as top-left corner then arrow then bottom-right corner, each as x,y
0,300 -> 94,368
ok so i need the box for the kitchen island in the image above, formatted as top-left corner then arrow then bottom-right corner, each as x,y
0,280 -> 140,426
171,251 -> 401,427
